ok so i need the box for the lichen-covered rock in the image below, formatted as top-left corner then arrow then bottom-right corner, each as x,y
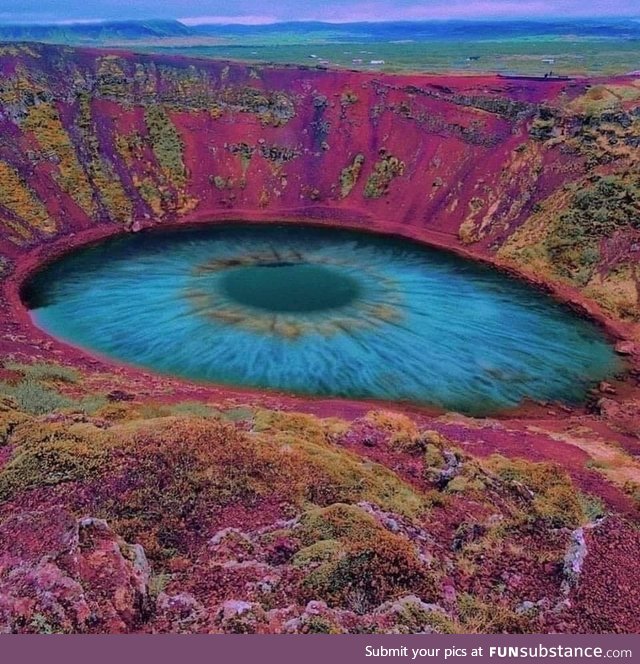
75,517 -> 151,630
562,527 -> 587,589
213,599 -> 267,634
0,507 -> 151,633
155,592 -> 205,631
376,595 -> 453,634
208,527 -> 255,563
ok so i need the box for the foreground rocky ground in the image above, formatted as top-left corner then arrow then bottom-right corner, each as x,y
0,362 -> 639,633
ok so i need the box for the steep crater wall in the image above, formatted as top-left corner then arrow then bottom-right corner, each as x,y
0,43 -> 638,372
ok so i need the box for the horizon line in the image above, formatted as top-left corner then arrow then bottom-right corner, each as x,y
0,15 -> 639,27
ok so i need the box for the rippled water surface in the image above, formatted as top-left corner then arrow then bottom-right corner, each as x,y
24,224 -> 623,414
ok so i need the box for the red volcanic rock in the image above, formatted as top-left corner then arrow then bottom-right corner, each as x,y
0,44 -> 566,262
594,397 -> 640,439
0,506 -> 151,633
262,534 -> 300,566
615,341 -> 638,356
0,369 -> 22,386
75,517 -> 151,630
598,382 -> 617,396
559,518 -> 640,633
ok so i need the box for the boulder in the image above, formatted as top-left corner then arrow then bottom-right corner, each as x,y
0,507 -> 151,633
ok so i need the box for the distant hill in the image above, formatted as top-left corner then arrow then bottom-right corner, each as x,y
1,18 -> 640,46
190,18 -> 640,42
0,20 -> 191,43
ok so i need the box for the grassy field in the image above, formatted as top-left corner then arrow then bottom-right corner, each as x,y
129,38 -> 640,76
2,19 -> 639,76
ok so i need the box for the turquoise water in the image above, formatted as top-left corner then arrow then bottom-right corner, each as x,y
24,224 -> 623,415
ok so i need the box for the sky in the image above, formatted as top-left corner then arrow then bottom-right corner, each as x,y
0,0 -> 637,25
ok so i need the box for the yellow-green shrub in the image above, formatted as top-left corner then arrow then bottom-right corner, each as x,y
485,455 -> 585,527
298,505 -> 434,611
0,421 -> 113,500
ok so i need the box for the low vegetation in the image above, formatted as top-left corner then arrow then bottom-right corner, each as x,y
339,154 -> 365,198
144,105 -> 187,188
0,362 -> 632,633
364,151 -> 405,198
546,175 -> 640,286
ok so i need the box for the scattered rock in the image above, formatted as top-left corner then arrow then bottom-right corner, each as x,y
377,595 -> 445,617
562,528 -> 587,590
515,600 -> 537,615
376,595 -> 451,633
615,341 -> 637,356
214,600 -> 266,634
156,592 -> 205,629
208,527 -> 254,562
435,450 -> 462,489
106,390 -> 135,402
